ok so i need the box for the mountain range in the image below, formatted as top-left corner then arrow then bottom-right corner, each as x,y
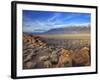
24,26 -> 90,35
43,26 -> 90,34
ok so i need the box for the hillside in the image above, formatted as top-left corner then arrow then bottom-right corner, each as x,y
43,26 -> 90,34
23,33 -> 90,69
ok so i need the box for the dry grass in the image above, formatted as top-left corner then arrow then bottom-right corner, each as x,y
39,33 -> 90,40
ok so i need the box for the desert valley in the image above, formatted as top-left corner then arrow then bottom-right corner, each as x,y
23,26 -> 91,69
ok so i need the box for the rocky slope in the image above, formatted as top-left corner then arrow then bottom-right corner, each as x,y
23,33 -> 91,69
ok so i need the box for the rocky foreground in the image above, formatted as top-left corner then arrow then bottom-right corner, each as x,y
23,33 -> 91,69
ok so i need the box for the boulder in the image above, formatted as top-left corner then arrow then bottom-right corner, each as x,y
57,49 -> 72,67
50,51 -> 58,64
25,62 -> 36,69
72,47 -> 90,66
23,54 -> 32,63
39,56 -> 49,61
43,60 -> 52,68
23,49 -> 37,63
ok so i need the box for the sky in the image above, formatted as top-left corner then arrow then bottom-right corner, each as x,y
23,10 -> 91,33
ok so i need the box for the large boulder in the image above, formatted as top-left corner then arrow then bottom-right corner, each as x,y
72,47 -> 90,66
57,48 -> 72,67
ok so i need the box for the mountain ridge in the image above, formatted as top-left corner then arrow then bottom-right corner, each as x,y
43,26 -> 90,34
23,26 -> 90,35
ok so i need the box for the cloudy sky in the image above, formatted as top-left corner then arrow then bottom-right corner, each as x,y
23,10 -> 91,33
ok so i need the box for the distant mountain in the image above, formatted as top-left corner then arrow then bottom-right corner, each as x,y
23,26 -> 90,35
43,26 -> 90,34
